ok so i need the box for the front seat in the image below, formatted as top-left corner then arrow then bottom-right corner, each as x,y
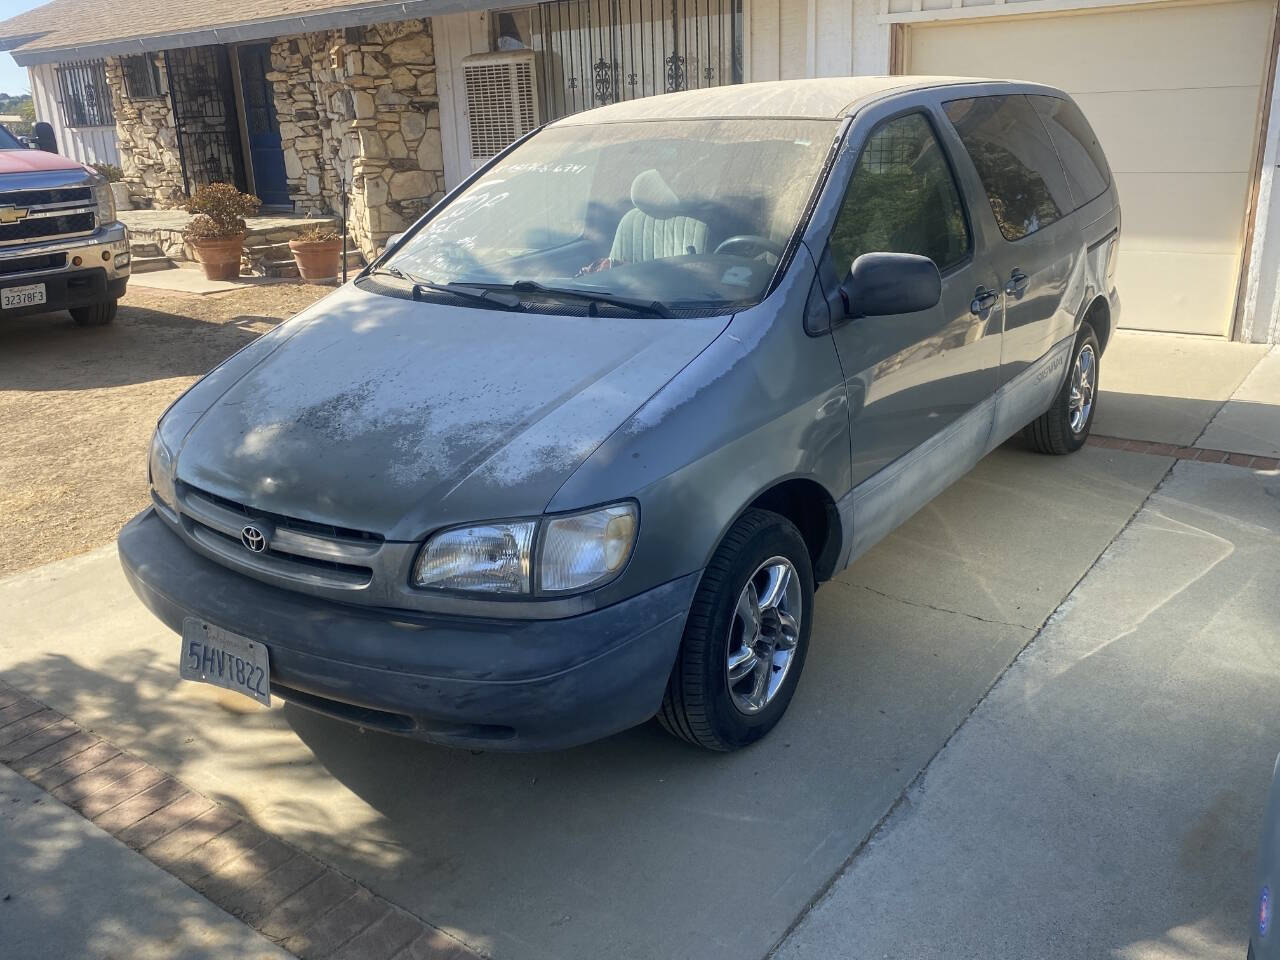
610,169 -> 709,263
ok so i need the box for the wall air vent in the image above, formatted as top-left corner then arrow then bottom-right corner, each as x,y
462,50 -> 541,169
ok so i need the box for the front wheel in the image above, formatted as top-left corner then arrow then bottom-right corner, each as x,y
658,508 -> 814,751
1023,322 -> 1099,455
70,299 -> 118,327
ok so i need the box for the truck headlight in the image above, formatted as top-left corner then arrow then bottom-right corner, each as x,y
412,502 -> 638,596
91,178 -> 116,224
148,429 -> 177,512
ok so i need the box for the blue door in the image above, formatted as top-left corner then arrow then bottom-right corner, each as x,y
237,43 -> 292,208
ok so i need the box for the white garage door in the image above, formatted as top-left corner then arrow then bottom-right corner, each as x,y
906,0 -> 1274,336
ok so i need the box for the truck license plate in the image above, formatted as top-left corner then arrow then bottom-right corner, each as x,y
180,618 -> 271,707
2,283 -> 46,309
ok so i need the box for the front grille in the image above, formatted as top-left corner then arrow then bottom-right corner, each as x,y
175,484 -> 383,592
0,252 -> 67,276
0,212 -> 95,245
189,523 -> 373,587
0,186 -> 92,207
192,485 -> 382,544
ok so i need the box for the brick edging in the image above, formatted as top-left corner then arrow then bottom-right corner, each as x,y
1087,435 -> 1280,471
0,681 -> 480,960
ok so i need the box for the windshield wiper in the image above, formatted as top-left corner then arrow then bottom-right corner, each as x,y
486,280 -> 672,318
370,267 -> 523,311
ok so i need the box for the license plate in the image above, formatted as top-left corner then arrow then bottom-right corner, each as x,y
180,618 -> 271,707
2,283 -> 45,309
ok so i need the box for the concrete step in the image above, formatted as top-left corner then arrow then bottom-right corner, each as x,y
129,241 -> 166,259
245,241 -> 293,260
130,254 -> 175,273
261,258 -> 300,279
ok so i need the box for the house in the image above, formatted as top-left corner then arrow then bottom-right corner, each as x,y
0,0 -> 1277,343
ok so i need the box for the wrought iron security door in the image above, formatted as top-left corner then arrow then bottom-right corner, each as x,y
534,0 -> 743,120
164,45 -> 248,195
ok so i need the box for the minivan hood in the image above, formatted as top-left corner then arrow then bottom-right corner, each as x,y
173,284 -> 728,539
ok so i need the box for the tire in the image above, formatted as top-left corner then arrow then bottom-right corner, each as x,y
658,508 -> 815,751
1023,322 -> 1100,455
70,299 -> 117,327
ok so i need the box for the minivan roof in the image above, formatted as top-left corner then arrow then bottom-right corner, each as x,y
552,76 -> 1024,125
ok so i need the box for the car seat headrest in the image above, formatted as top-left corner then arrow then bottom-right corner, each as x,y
630,168 -> 683,220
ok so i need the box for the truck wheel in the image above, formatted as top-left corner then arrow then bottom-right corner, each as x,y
1023,322 -> 1100,455
70,300 -> 117,327
658,508 -> 814,751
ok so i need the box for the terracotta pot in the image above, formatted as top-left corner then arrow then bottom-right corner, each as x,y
188,234 -> 245,281
289,237 -> 343,283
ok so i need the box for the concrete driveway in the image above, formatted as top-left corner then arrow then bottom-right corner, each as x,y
0,333 -> 1276,960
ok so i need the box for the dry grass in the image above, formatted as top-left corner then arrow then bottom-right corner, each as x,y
0,282 -> 330,578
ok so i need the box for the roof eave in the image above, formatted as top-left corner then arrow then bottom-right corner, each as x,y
5,0 -> 507,66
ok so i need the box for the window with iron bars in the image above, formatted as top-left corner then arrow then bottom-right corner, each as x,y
121,55 -> 164,100
55,59 -> 114,127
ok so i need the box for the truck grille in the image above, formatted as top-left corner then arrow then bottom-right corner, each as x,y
0,212 -> 96,246
0,186 -> 92,207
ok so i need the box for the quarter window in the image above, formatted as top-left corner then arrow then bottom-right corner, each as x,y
1029,95 -> 1110,208
944,95 -> 1072,241
829,112 -> 970,273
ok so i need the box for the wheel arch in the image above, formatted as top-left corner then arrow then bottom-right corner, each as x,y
1082,294 -> 1111,353
742,477 -> 843,584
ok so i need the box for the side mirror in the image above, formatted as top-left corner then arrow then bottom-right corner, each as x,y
32,121 -> 57,154
382,232 -> 405,256
841,252 -> 941,319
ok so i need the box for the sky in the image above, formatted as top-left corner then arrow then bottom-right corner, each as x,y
0,0 -> 50,96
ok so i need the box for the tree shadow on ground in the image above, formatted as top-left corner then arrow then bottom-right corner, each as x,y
0,306 -> 277,393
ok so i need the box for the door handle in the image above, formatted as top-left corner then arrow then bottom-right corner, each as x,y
1005,270 -> 1029,298
970,285 -> 999,315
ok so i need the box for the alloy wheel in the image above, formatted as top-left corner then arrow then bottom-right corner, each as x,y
1069,343 -> 1096,434
725,556 -> 803,715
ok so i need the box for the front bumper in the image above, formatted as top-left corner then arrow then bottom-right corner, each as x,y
118,508 -> 697,751
0,222 -> 130,317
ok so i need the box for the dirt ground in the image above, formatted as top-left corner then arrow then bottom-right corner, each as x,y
0,281 -> 330,578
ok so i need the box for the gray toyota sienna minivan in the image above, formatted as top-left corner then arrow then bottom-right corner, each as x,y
120,76 -> 1120,752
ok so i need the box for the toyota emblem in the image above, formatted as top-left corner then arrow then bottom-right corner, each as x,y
241,524 -> 268,553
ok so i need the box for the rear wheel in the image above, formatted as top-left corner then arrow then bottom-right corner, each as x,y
70,299 -> 117,327
1023,322 -> 1099,455
658,508 -> 814,751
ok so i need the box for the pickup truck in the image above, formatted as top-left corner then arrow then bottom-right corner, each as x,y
0,123 -> 129,326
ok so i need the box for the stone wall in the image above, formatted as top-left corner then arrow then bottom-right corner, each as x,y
269,19 -> 445,259
104,54 -> 185,209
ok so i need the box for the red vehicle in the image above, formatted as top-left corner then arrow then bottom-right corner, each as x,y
0,123 -> 129,326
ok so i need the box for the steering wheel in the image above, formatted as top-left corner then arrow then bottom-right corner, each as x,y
714,235 -> 784,259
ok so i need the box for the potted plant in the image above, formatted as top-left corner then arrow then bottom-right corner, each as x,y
183,183 -> 261,281
92,162 -> 131,211
288,223 -> 344,283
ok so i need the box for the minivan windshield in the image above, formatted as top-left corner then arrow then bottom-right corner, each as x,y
384,118 -> 839,313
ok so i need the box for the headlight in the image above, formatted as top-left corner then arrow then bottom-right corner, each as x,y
148,429 -> 176,511
412,502 -> 638,596
413,520 -> 536,594
91,178 -> 116,224
539,504 -> 637,593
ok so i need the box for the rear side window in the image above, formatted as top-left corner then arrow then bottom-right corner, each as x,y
944,95 -> 1072,242
829,112 -> 970,272
1029,95 -> 1110,207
